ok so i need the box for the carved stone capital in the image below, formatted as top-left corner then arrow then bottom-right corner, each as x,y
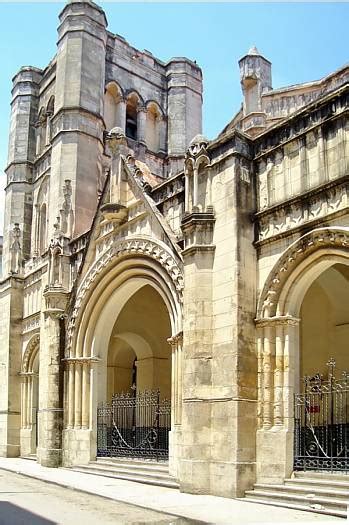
43,287 -> 69,319
167,331 -> 183,347
255,315 -> 300,328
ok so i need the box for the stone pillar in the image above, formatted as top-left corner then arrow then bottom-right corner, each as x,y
318,126 -> 328,183
62,357 -> 98,467
180,207 -> 215,493
45,111 -> 52,146
168,332 -> 183,478
256,316 -> 300,484
159,116 -> 167,154
118,98 -> 126,132
184,172 -> 190,212
37,289 -> 68,467
0,278 -> 23,458
137,106 -> 147,145
193,167 -> 199,208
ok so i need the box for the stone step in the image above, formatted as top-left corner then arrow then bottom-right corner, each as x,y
71,464 -> 179,489
293,471 -> 349,481
255,482 -> 349,500
20,455 -> 37,461
77,461 -> 174,480
242,495 -> 347,519
246,485 -> 347,517
285,477 -> 349,491
96,457 -> 169,472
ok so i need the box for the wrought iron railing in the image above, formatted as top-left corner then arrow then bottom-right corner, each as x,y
97,390 -> 171,460
294,358 -> 349,472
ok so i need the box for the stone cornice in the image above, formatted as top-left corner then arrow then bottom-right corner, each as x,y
254,85 -> 348,159
255,175 -> 349,246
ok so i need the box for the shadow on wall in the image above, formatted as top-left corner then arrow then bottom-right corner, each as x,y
0,502 -> 57,525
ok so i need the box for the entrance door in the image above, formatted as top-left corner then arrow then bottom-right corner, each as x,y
97,389 -> 171,459
294,359 -> 349,472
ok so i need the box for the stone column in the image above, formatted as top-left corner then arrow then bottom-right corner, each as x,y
137,106 -> 147,145
74,362 -> 82,429
262,324 -> 274,430
274,324 -> 284,426
184,172 -> 190,212
118,98 -> 126,132
67,361 -> 75,429
168,332 -> 183,426
81,361 -> 90,429
45,111 -> 53,146
318,126 -> 328,182
159,116 -> 167,154
256,315 -> 300,484
193,167 -> 199,208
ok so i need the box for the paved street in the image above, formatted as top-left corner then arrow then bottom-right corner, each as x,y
0,460 -> 342,524
0,470 -> 196,525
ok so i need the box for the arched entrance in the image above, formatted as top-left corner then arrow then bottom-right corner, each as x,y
294,263 -> 349,472
98,284 -> 172,458
63,239 -> 183,471
106,285 -> 171,399
20,335 -> 40,457
256,227 -> 349,483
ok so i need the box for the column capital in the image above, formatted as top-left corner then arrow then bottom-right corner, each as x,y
255,315 -> 300,328
167,331 -> 183,347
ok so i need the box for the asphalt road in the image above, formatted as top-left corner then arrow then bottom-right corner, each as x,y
0,470 -> 202,525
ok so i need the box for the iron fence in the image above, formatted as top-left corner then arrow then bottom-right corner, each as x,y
294,358 -> 349,472
97,390 -> 171,460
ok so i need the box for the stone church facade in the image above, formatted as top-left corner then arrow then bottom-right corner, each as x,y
1,0 -> 348,499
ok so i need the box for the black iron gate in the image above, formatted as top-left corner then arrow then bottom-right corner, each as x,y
97,390 -> 171,460
294,358 -> 349,472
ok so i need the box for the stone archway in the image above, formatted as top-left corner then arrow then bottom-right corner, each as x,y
63,238 -> 183,472
20,334 -> 40,456
255,227 -> 349,484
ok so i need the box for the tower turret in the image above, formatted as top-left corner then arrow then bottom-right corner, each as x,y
239,46 -> 272,115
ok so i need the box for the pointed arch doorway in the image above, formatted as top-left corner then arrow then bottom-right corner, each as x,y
96,283 -> 173,459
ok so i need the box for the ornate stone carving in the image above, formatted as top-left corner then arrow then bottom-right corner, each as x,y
257,227 -> 349,318
22,314 -> 41,334
22,333 -> 40,373
10,223 -> 22,274
66,238 -> 184,351
60,179 -> 73,237
187,134 -> 209,159
257,179 -> 349,243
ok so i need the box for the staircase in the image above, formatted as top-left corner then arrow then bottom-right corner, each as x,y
244,471 -> 349,518
70,457 -> 179,489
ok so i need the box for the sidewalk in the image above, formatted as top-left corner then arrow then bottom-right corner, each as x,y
0,458 -> 342,524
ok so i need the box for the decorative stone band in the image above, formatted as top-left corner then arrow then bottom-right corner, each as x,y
62,357 -> 101,364
66,238 -> 184,353
255,315 -> 300,328
257,226 -> 349,318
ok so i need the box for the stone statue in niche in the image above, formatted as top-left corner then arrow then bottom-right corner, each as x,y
10,223 -> 22,274
60,180 -> 73,237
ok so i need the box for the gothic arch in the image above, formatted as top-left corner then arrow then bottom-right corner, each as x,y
257,226 -> 349,319
22,334 -> 40,373
67,236 -> 183,355
255,226 -> 349,483
104,81 -> 124,131
46,96 -> 55,114
145,101 -> 163,152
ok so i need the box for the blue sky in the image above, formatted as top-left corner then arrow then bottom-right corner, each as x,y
0,1 -> 348,233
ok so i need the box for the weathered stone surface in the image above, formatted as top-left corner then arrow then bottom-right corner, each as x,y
0,0 -> 348,505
